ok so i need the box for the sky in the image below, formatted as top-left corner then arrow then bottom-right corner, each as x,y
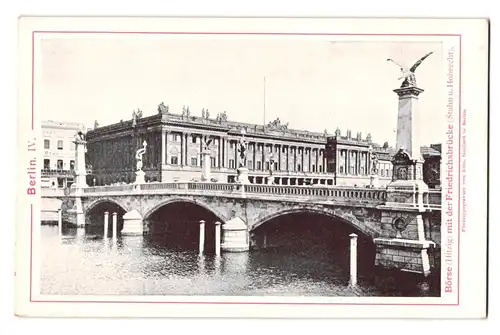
40,37 -> 444,147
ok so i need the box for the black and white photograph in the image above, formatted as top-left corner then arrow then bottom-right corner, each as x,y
14,17 -> 488,318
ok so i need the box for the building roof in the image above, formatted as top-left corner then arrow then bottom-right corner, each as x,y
421,146 -> 441,157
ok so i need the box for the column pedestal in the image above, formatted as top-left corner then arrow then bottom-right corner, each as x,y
201,151 -> 211,182
134,170 -> 146,185
221,217 -> 249,252
236,167 -> 250,184
373,238 -> 436,276
121,209 -> 144,236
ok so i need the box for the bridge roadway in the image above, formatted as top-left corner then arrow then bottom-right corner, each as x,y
41,182 -> 442,276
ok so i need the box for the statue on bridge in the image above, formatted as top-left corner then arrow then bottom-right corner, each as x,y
134,141 -> 147,184
237,137 -> 247,167
135,141 -> 147,171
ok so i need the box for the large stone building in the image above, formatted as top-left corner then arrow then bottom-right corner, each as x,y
41,120 -> 87,188
85,105 -> 401,187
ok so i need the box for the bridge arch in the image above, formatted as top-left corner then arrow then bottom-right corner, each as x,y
143,197 -> 228,223
143,197 -> 227,253
84,197 -> 129,215
251,205 -> 379,238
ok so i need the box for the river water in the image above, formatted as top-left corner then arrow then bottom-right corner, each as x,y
40,225 -> 438,297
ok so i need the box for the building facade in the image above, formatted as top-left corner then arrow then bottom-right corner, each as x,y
41,120 -> 86,188
85,106 -> 399,187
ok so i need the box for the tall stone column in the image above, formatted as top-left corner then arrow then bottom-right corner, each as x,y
73,136 -> 88,188
165,131 -> 170,165
224,137 -> 229,168
374,81 -> 435,277
180,132 -> 184,167
185,133 -> 190,166
161,130 -> 166,165
300,147 -> 304,172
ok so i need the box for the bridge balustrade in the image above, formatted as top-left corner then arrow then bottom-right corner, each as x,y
56,182 -> 439,209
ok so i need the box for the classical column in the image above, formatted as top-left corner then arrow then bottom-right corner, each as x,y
217,137 -> 222,168
165,131 -> 170,165
315,148 -> 319,173
286,146 -> 290,171
252,142 -> 256,170
261,143 -> 265,170
161,130 -> 166,165
301,147 -> 304,172
234,140 -> 239,168
179,133 -> 186,166
225,137 -> 230,168
293,146 -> 297,171
215,221 -> 222,256
184,133 -> 190,166
347,150 -> 351,175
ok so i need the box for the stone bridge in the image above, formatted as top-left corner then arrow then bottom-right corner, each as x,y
42,182 -> 441,277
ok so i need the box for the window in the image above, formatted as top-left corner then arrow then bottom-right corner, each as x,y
170,156 -> 178,165
230,142 -> 235,149
247,160 -> 253,169
192,136 -> 197,144
172,134 -> 179,142
57,159 -> 63,170
312,164 -> 316,172
297,164 -> 301,172
57,140 -> 63,150
70,160 -> 75,170
265,162 -> 270,171
229,159 -> 235,169
44,140 -> 50,149
268,146 -> 272,153
211,157 -> 216,167
274,162 -> 278,171
43,159 -> 50,169
257,161 -> 262,170
282,146 -> 286,153
339,166 -> 344,174
191,157 -> 198,166
319,165 -> 323,173
386,169 -> 389,177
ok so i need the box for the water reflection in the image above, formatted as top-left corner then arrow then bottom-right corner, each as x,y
40,225 -> 438,297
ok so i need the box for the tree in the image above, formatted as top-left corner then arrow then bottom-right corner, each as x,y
383,141 -> 389,149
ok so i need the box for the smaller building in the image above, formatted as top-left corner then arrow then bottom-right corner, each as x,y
41,120 -> 87,188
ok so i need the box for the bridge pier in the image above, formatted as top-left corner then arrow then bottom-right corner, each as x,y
121,210 -> 144,236
221,217 -> 249,252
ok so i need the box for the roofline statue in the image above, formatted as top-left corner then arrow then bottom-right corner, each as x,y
387,51 -> 433,88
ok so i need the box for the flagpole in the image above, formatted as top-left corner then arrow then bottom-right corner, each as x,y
263,76 -> 266,127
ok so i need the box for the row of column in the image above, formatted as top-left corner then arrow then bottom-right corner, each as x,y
337,148 -> 371,176
160,129 -> 328,173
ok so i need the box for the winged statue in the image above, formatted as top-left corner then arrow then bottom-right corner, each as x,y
387,51 -> 433,88
202,137 -> 213,151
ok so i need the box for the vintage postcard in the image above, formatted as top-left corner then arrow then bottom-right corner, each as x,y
15,17 -> 488,318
